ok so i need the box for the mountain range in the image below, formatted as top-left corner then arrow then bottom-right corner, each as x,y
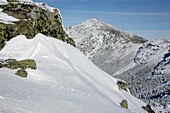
66,18 -> 170,112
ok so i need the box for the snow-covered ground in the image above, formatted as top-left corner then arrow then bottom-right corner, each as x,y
0,34 -> 147,113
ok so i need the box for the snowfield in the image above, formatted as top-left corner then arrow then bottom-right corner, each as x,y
0,34 -> 147,113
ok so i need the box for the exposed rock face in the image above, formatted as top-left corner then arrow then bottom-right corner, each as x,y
120,100 -> 128,109
142,105 -> 155,113
117,80 -> 130,92
0,58 -> 36,77
0,0 -> 75,49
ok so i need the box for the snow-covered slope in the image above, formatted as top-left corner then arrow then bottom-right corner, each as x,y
0,34 -> 147,113
66,18 -> 147,76
117,39 -> 170,111
66,19 -> 170,112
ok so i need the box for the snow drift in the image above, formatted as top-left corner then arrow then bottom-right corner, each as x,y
0,34 -> 147,113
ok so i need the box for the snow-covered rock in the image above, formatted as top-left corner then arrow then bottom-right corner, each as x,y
0,33 -> 147,113
0,0 -> 75,50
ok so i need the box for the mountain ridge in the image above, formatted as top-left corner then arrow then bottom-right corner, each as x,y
67,19 -> 170,112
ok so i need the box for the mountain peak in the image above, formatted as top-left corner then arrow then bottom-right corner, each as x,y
81,18 -> 113,28
67,19 -> 147,45
86,18 -> 98,22
66,19 -> 148,74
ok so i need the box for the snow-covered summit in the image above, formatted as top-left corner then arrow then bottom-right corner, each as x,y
67,18 -> 146,44
0,33 -> 147,113
80,18 -> 114,28
66,18 -> 147,75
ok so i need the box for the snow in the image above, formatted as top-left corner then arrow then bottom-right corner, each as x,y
0,0 -> 33,4
17,0 -> 33,2
0,8 -> 19,24
0,0 -> 55,13
0,34 -> 147,113
66,18 -> 170,112
34,2 -> 55,12
0,0 -> 7,5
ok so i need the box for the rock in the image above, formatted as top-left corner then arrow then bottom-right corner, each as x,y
17,59 -> 37,70
0,1 -> 75,50
142,104 -> 155,113
15,69 -> 27,78
0,58 -> 36,78
120,100 -> 128,109
117,80 -> 130,92
0,59 -> 36,70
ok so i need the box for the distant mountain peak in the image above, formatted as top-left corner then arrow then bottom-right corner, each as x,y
80,18 -> 114,29
67,18 -> 147,46
86,18 -> 98,22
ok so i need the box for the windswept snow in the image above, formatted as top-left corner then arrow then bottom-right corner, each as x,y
0,34 -> 147,113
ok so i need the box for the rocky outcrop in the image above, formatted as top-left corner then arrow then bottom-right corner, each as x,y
120,100 -> 128,109
0,58 -> 36,77
117,80 -> 130,92
142,105 -> 155,113
0,0 -> 75,50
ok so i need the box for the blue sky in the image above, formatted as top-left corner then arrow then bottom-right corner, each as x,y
33,0 -> 170,40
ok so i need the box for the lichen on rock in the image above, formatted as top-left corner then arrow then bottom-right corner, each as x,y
0,1 -> 75,50
0,58 -> 36,78
120,100 -> 128,109
117,80 -> 130,92
15,69 -> 27,78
